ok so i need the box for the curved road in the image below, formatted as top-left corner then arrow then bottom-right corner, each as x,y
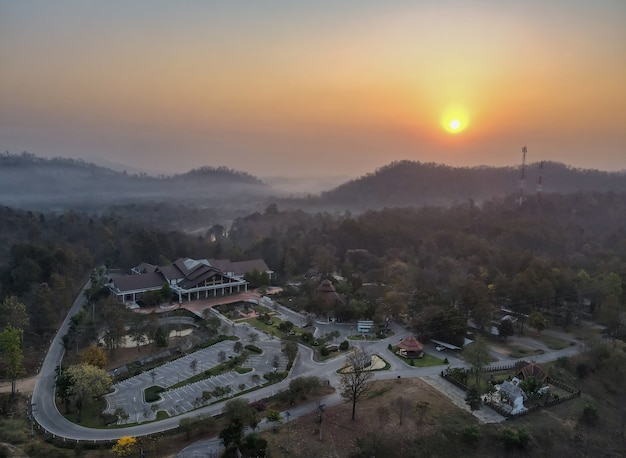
31,282 -> 583,444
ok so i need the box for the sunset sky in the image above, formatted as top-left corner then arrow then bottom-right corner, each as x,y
2,1 -> 625,178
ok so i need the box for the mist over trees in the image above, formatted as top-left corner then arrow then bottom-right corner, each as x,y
1,150 -> 626,378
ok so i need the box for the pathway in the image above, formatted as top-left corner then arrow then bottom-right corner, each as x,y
421,375 -> 506,424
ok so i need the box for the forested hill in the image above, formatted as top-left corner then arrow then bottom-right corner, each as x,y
0,152 -> 272,211
304,161 -> 626,210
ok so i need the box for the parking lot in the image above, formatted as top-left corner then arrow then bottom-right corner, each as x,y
103,327 -> 288,423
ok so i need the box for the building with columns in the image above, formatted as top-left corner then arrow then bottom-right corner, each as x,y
108,257 -> 272,305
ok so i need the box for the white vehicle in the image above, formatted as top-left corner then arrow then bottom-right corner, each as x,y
436,345 -> 445,351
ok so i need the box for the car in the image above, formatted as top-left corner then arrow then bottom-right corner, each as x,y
288,330 -> 296,335
312,341 -> 320,346
301,323 -> 309,328
435,345 -> 445,351
266,320 -> 274,325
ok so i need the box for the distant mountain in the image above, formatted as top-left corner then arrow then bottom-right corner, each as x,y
285,160 -> 626,210
0,152 -> 273,212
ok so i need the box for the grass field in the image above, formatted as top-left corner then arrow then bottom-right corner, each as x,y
532,333 -> 574,350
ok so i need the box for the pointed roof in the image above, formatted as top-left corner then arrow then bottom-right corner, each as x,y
516,363 -> 547,382
317,279 -> 336,293
397,335 -> 424,352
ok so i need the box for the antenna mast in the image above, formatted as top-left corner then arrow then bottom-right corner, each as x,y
518,146 -> 527,205
536,160 -> 544,202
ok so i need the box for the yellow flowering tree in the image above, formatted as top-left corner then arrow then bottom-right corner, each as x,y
111,436 -> 137,457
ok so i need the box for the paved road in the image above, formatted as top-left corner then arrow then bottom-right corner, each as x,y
31,286 -> 584,446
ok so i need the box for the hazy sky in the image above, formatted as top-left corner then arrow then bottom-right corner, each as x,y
2,1 -> 625,177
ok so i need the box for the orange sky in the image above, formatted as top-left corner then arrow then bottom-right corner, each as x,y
1,1 -> 625,177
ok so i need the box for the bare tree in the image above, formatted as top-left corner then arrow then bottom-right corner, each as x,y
248,332 -> 259,345
339,347 -> 374,420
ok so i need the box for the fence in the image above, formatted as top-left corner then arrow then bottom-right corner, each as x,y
441,366 -> 581,419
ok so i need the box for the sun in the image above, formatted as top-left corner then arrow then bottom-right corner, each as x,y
441,106 -> 469,134
449,119 -> 461,131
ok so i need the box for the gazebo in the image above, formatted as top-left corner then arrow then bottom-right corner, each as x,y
396,336 -> 424,359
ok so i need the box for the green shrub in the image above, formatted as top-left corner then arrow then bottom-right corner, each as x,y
245,345 -> 262,354
461,426 -> 481,443
500,428 -> 530,450
340,340 -> 350,351
556,356 -> 570,368
144,386 -> 164,403
321,347 -> 330,356
465,386 -> 482,411
581,403 -> 599,426
264,371 -> 287,383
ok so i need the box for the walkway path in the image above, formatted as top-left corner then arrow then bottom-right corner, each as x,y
421,375 -> 506,424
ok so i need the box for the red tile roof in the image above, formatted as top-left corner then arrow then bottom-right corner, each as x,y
397,336 -> 424,352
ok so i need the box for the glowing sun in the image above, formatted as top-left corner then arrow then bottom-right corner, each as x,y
441,106 -> 469,134
449,119 -> 461,131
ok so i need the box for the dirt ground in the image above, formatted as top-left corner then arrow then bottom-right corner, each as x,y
261,377 -> 477,458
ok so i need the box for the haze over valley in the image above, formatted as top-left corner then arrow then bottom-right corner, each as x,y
1,2 -> 626,457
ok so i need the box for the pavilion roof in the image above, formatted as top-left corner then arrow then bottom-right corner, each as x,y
397,336 -> 424,352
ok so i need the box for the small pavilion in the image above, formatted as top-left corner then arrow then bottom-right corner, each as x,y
396,336 -> 424,359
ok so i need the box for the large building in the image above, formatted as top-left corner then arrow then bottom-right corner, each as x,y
108,257 -> 272,305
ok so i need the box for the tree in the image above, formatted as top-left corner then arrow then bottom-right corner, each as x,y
528,311 -> 546,335
339,347 -> 374,420
129,314 -> 147,352
160,282 -> 172,303
462,335 -> 491,387
223,398 -> 260,433
99,297 -> 127,355
218,350 -> 227,363
114,407 -> 130,424
282,340 -> 298,363
498,319 -> 515,342
0,296 -> 29,335
288,376 -> 321,400
266,409 -> 282,431
278,321 -> 294,333
233,341 -> 243,354
0,326 -> 24,394
465,386 -> 482,411
154,326 -> 168,347
111,436 -> 137,457
81,345 -> 108,369
219,417 -> 244,448
66,363 -> 112,404
248,332 -> 259,345
202,313 -> 221,336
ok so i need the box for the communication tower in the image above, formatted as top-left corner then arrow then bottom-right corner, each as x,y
536,161 -> 544,202
517,146 -> 527,206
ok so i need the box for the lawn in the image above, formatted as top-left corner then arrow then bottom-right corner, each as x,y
532,333 -> 574,350
389,347 -> 447,367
